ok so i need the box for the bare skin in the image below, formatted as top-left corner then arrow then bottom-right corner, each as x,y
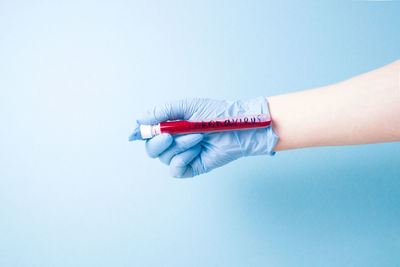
267,60 -> 400,151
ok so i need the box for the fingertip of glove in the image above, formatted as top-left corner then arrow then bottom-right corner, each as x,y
174,133 -> 204,147
192,133 -> 204,142
170,165 -> 190,178
128,121 -> 143,141
146,133 -> 173,158
171,171 -> 195,179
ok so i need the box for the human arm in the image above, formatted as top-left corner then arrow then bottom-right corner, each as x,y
269,59 -> 400,151
130,60 -> 400,178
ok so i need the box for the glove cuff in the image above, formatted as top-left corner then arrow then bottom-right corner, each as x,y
243,96 -> 279,156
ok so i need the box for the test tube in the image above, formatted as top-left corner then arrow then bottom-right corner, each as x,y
139,114 -> 271,139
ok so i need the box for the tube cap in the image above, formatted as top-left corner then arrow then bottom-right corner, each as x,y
140,124 -> 153,139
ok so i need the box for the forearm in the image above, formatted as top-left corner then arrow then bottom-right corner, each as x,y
268,60 -> 400,151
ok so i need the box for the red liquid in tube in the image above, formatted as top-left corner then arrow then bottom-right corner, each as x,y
140,114 -> 271,139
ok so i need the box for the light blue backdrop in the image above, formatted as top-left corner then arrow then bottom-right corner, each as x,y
1,1 -> 399,266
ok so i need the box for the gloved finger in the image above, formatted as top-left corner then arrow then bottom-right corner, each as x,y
169,144 -> 202,178
145,133 -> 173,158
137,99 -> 206,125
179,155 -> 207,178
159,134 -> 203,165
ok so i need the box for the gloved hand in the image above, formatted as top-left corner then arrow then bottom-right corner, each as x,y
130,97 -> 278,178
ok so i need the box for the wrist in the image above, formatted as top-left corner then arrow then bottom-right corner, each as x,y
239,97 -> 278,156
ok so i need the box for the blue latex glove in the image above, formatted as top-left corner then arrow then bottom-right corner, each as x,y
129,97 -> 278,178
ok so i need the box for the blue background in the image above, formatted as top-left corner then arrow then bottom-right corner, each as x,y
1,1 -> 399,266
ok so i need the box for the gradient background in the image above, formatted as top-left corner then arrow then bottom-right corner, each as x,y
1,1 -> 400,266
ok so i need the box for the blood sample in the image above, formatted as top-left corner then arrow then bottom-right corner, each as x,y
139,114 -> 271,139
